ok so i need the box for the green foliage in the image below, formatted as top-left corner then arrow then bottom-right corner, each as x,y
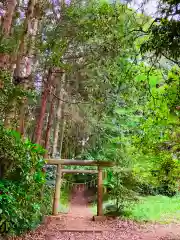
104,168 -> 138,213
140,0 -> 180,65
0,126 -> 52,236
83,59 -> 180,214
0,33 -> 18,54
131,67 -> 180,196
0,70 -> 36,126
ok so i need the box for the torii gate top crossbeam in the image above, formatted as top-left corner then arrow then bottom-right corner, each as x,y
62,169 -> 98,174
46,159 -> 113,167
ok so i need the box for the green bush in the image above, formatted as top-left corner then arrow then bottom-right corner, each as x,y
133,155 -> 180,197
135,182 -> 157,196
0,125 -> 53,236
104,168 -> 138,214
154,158 -> 180,197
134,182 -> 176,197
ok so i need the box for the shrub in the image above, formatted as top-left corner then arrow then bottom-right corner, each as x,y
133,155 -> 180,197
0,125 -> 53,236
135,182 -> 157,196
105,167 -> 138,214
154,158 -> 180,197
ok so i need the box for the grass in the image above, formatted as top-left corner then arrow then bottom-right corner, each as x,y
59,188 -> 70,213
90,195 -> 180,224
124,195 -> 180,223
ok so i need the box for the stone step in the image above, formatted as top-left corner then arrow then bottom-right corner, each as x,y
47,228 -> 112,233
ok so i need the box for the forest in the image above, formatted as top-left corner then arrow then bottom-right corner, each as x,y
0,0 -> 179,239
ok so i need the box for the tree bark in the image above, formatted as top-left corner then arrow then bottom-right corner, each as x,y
52,73 -> 66,157
44,95 -> 55,157
2,0 -> 17,36
0,0 -> 17,70
58,103 -> 66,158
34,68 -> 53,144
18,18 -> 40,135
14,0 -> 36,78
4,0 -> 37,130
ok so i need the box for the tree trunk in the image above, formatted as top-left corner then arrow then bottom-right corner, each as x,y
0,0 -> 17,70
14,0 -> 36,78
52,73 -> 66,157
2,0 -> 17,36
58,103 -> 66,158
44,95 -> 55,157
4,0 -> 37,129
34,68 -> 53,144
18,18 -> 40,135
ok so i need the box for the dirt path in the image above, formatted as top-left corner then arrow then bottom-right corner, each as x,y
11,186 -> 180,240
68,186 -> 93,218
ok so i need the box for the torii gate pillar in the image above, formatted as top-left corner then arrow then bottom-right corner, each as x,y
53,164 -> 62,215
97,166 -> 103,216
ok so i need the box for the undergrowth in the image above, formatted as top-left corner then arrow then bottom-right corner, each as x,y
0,126 -> 53,236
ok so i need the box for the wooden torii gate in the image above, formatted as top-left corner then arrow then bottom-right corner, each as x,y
46,159 -> 113,217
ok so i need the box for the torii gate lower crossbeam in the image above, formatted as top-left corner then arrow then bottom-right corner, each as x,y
46,159 -> 113,216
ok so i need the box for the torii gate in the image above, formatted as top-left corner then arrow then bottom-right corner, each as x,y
46,159 -> 113,217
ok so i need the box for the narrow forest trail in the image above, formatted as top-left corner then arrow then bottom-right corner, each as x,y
12,187 -> 180,240
44,186 -> 109,239
68,185 -> 93,219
